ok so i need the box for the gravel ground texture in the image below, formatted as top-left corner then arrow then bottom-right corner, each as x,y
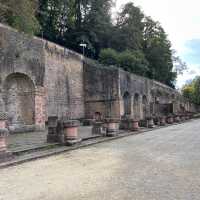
0,120 -> 200,200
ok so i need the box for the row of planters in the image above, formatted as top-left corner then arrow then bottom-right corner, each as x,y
47,112 -> 194,146
0,112 -> 194,163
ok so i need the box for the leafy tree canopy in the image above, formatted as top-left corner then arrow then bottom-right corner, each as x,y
0,0 -> 40,34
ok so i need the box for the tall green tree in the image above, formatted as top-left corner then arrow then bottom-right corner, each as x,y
111,2 -> 144,52
143,17 -> 176,87
172,49 -> 187,75
37,0 -> 113,58
83,0 -> 113,58
99,48 -> 149,76
182,76 -> 200,104
0,0 -> 40,34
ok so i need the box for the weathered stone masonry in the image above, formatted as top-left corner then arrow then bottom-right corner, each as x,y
0,23 -> 199,133
84,62 -> 199,120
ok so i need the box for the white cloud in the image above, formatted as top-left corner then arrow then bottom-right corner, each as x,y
115,0 -> 200,52
176,64 -> 200,88
115,0 -> 200,88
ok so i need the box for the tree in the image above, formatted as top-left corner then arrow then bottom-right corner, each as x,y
0,0 -> 40,34
172,50 -> 187,75
99,48 -> 118,66
193,77 -> 200,104
0,0 -> 183,88
182,76 -> 200,104
80,0 -> 113,58
182,85 -> 194,101
99,48 -> 149,76
118,50 -> 149,76
143,17 -> 176,87
37,0 -> 113,58
111,2 -> 144,52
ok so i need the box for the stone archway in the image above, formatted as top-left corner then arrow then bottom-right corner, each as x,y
123,92 -> 131,116
3,73 -> 35,126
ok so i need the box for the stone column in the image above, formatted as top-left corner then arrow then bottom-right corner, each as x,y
35,87 -> 46,131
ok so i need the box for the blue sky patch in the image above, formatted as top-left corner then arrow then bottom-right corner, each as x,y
183,39 -> 200,65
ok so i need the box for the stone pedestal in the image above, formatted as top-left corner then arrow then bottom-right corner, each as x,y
160,116 -> 166,126
174,115 -> 180,123
167,116 -> 174,124
63,120 -> 81,145
153,116 -> 160,126
92,121 -> 106,135
180,115 -> 185,122
188,113 -> 193,119
120,119 -> 130,130
104,118 -> 120,137
0,128 -> 12,163
146,117 -> 155,128
47,116 -> 59,143
185,114 -> 190,120
129,119 -> 140,131
82,119 -> 95,126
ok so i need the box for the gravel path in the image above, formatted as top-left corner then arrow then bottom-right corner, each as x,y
0,120 -> 200,200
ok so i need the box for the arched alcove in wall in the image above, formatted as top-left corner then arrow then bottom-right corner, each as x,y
3,73 -> 35,125
123,92 -> 131,115
134,93 -> 140,119
142,95 -> 148,119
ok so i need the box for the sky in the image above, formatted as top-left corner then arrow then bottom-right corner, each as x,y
115,0 -> 200,88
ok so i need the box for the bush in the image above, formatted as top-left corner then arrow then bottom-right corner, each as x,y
99,48 -> 118,66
